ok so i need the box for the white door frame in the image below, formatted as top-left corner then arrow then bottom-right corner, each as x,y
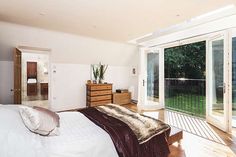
139,29 -> 234,132
206,31 -> 231,132
138,47 -> 164,111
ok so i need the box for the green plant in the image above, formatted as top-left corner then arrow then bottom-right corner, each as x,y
99,62 -> 108,82
92,65 -> 100,80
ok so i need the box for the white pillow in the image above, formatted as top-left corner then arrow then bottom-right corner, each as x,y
19,106 -> 59,136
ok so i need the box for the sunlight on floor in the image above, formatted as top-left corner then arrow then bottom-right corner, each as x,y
179,132 -> 236,157
143,110 -> 236,157
165,110 -> 226,144
143,110 -> 226,144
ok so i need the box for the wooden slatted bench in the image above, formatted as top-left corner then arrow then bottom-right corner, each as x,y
168,127 -> 183,145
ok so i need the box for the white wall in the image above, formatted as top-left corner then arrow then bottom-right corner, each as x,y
0,21 -> 139,110
0,61 -> 13,104
51,63 -> 138,111
0,21 -> 138,65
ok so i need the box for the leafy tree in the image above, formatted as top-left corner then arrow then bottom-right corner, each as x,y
164,41 -> 206,79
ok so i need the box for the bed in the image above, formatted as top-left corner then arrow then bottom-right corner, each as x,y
0,104 -> 170,157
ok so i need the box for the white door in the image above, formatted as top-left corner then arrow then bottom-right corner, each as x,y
138,47 -> 163,110
206,31 -> 230,132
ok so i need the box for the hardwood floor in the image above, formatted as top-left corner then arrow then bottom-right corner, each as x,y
123,103 -> 236,157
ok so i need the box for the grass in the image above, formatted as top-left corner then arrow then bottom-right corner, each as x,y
165,94 -> 206,118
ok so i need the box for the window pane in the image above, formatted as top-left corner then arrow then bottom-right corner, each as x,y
147,53 -> 159,102
211,39 -> 224,117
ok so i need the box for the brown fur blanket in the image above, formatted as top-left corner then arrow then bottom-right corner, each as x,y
96,104 -> 170,144
79,104 -> 170,157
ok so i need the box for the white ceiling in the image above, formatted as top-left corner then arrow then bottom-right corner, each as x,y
0,0 -> 236,42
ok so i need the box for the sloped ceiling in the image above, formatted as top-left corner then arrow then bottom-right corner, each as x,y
0,0 -> 235,42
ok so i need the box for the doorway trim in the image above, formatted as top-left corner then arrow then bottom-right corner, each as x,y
138,47 -> 164,111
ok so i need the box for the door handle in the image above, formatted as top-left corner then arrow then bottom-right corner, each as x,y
11,89 -> 21,92
143,80 -> 145,86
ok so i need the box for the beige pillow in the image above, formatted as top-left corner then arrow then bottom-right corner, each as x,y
33,106 -> 60,127
19,106 -> 60,136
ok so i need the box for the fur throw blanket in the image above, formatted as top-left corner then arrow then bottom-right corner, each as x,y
96,104 -> 170,144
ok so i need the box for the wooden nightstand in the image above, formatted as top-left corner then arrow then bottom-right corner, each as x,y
113,92 -> 131,105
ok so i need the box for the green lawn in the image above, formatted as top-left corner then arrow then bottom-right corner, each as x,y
165,94 -> 206,118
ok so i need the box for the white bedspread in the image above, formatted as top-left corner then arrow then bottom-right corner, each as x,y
43,112 -> 118,157
0,105 -> 47,157
0,105 -> 118,157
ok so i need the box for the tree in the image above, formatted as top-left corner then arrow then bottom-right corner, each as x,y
164,41 -> 206,79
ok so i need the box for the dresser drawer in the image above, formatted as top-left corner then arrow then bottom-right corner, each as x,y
89,85 -> 112,91
89,100 -> 112,107
88,95 -> 112,102
88,90 -> 112,96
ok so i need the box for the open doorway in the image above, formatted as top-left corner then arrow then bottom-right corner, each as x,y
21,51 -> 50,109
164,41 -> 206,118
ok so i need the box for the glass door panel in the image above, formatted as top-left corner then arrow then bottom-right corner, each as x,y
147,53 -> 159,102
211,39 -> 224,118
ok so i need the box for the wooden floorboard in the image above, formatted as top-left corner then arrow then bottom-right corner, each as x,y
123,103 -> 236,157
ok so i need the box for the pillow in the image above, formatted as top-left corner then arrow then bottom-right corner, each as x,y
33,106 -> 60,127
0,105 -> 47,157
19,106 -> 60,136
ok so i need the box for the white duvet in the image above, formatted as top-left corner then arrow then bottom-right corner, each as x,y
0,105 -> 118,157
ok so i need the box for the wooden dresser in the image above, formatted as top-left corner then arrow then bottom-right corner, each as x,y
113,92 -> 131,105
86,84 -> 112,107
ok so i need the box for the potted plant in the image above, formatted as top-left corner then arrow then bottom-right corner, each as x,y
92,65 -> 100,84
99,62 -> 108,83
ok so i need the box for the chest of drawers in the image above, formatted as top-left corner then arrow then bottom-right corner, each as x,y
86,84 -> 112,107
